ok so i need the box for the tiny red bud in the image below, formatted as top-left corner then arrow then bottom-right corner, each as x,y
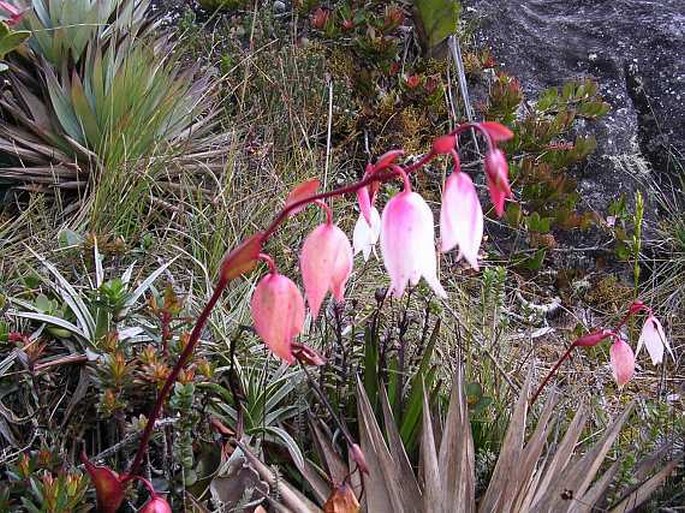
628,300 -> 647,316
141,496 -> 172,513
432,135 -> 456,155
292,343 -> 326,366
349,443 -> 368,474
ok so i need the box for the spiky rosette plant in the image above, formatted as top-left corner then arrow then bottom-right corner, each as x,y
239,370 -> 680,513
0,0 -> 218,223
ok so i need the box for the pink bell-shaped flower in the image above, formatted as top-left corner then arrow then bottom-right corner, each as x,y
353,206 -> 381,261
484,149 -> 512,217
636,314 -> 673,365
300,222 -> 354,319
251,271 -> 305,363
380,189 -> 446,298
610,338 -> 635,388
440,172 -> 483,270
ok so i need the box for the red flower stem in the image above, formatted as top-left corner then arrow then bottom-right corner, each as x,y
262,168 -> 396,240
391,165 -> 413,191
615,303 -> 650,330
125,274 -> 229,480
134,475 -> 156,496
257,253 -> 277,274
314,199 -> 333,224
530,342 -> 577,406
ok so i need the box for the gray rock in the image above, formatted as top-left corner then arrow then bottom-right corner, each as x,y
273,0 -> 286,14
463,0 -> 684,199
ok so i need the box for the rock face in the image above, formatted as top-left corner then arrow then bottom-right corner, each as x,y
463,0 -> 684,191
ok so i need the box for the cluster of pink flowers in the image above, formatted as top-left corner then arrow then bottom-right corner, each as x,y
577,300 -> 673,387
81,122 -> 513,510
250,122 -> 514,365
532,300 -> 673,404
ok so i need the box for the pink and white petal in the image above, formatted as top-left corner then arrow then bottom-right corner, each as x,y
381,192 -> 418,296
353,215 -> 373,261
610,339 -> 635,388
328,225 -> 354,302
440,173 -> 483,270
440,175 -> 461,253
300,225 -> 333,319
652,316 -> 674,359
357,187 -> 372,225
251,274 -> 303,363
368,207 -> 381,242
637,317 -> 664,365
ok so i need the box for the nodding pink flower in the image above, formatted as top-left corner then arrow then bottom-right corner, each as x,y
380,187 -> 446,298
141,496 -> 172,513
300,222 -> 354,319
440,172 -> 483,270
610,338 -> 635,388
484,149 -> 512,217
353,206 -> 381,261
637,314 -> 673,365
251,272 -> 305,363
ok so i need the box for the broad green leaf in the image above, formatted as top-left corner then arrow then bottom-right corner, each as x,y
414,0 -> 461,50
0,29 -> 30,58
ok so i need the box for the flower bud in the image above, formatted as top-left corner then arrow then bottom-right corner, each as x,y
300,223 -> 353,319
573,329 -> 613,347
141,496 -> 172,513
80,452 -> 125,513
432,134 -> 456,155
484,149 -> 512,217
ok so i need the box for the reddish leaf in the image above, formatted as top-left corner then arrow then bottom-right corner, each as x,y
80,452 -> 126,513
285,178 -> 320,216
479,121 -> 514,142
219,234 -> 263,282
